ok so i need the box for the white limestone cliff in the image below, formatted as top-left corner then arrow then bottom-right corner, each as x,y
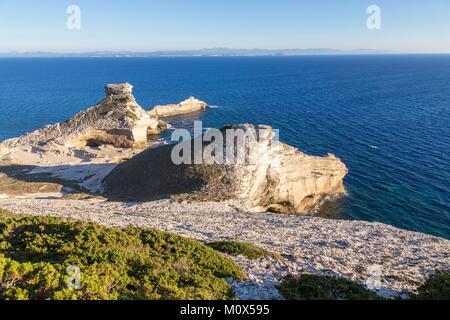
231,125 -> 348,213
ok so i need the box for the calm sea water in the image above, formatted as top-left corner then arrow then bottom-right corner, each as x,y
0,56 -> 449,239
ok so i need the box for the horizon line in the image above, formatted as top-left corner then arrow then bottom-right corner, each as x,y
1,48 -> 450,57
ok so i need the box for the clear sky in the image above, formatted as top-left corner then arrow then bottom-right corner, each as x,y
0,0 -> 449,53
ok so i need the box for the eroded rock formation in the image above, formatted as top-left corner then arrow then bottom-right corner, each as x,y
104,124 -> 348,213
1,83 -> 164,150
148,96 -> 208,118
0,83 -> 207,192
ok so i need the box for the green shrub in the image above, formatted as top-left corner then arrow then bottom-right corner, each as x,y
0,209 -> 244,300
207,241 -> 282,260
277,274 -> 380,300
413,270 -> 450,300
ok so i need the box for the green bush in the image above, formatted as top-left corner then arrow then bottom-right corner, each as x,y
0,209 -> 244,300
277,274 -> 380,300
207,241 -> 282,260
413,270 -> 450,300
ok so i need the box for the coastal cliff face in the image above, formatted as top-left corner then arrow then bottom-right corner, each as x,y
0,83 -> 162,150
148,96 -> 208,118
104,124 -> 348,213
225,124 -> 348,213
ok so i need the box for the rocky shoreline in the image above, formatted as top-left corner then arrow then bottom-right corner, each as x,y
0,82 -> 448,300
0,197 -> 448,299
0,83 -> 349,213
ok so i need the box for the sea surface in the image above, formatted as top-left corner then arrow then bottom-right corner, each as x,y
0,56 -> 449,239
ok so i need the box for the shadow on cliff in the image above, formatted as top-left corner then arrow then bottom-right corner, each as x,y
0,142 -> 207,202
102,142 -> 212,202
0,163 -> 107,197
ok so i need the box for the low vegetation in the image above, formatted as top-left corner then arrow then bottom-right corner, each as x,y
0,174 -> 62,196
277,274 -> 381,300
278,271 -> 450,300
0,207 -> 447,301
0,209 -> 244,300
207,241 -> 282,260
413,270 -> 450,300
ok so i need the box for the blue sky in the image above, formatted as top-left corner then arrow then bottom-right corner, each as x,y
0,0 -> 449,53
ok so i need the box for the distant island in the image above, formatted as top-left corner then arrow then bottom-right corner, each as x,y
0,48 -> 387,58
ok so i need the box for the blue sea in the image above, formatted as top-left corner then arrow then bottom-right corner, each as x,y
0,56 -> 449,239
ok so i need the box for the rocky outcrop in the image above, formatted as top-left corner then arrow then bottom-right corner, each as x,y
1,83 -> 163,150
148,96 -> 208,118
0,83 -> 203,192
104,124 -> 348,213
1,197 -> 448,299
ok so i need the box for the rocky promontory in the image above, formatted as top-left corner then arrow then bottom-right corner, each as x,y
0,83 -> 347,213
0,83 -> 347,214
104,124 -> 348,213
0,83 -> 174,191
1,83 -> 166,152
